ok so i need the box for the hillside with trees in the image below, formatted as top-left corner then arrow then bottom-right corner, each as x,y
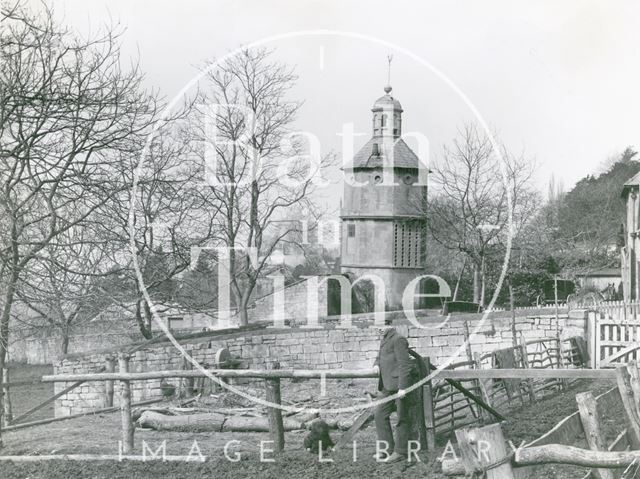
427,145 -> 639,307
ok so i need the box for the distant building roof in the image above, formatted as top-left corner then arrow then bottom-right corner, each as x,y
348,137 -> 420,169
579,268 -> 621,278
622,171 -> 640,197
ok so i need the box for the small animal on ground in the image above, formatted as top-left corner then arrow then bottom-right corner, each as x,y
303,419 -> 334,453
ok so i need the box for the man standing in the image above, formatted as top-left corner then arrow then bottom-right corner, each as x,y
373,319 -> 414,463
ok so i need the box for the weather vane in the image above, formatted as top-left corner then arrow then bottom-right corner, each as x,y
387,54 -> 393,86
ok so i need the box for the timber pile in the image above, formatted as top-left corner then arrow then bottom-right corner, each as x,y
133,391 -> 370,433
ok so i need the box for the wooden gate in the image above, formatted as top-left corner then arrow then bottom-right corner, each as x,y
590,302 -> 640,368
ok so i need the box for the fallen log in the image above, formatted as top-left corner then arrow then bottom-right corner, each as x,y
138,410 -> 305,433
138,411 -> 225,432
515,444 -> 640,468
222,415 -> 303,432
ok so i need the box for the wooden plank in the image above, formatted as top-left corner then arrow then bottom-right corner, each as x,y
10,380 -> 85,425
41,368 -> 619,382
423,357 -> 436,450
455,423 -> 515,478
615,366 -> 640,449
625,363 -> 640,422
334,409 -> 374,450
265,362 -> 284,452
425,362 -> 505,421
576,391 -> 614,479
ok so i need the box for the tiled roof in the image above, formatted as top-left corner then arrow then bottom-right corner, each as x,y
348,137 -> 421,169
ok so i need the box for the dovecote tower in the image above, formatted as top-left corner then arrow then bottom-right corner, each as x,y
340,85 -> 428,310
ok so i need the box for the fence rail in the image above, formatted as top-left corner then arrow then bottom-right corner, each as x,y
40,367 -> 613,383
444,362 -> 640,478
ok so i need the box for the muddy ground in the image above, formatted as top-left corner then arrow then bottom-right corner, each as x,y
0,377 -> 624,479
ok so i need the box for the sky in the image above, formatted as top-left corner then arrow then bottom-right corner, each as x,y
29,0 -> 640,211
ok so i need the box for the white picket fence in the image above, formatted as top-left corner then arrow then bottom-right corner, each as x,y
587,301 -> 640,368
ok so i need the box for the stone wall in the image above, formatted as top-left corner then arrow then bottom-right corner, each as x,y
53,309 -> 588,416
9,321 -> 142,365
246,276 -> 329,324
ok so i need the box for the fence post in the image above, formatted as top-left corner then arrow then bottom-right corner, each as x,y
463,321 -> 474,363
455,423 -> 516,479
105,356 -> 116,408
556,336 -> 568,390
265,361 -> 284,452
2,362 -> 12,427
518,340 -> 536,403
615,363 -> 640,449
181,357 -> 194,398
118,353 -> 134,454
586,310 -> 595,368
423,356 -> 436,450
473,352 -> 495,414
576,391 -> 614,479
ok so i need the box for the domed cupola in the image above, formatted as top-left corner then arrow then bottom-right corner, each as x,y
372,85 -> 403,138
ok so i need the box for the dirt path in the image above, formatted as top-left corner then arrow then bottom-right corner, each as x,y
0,379 -> 623,479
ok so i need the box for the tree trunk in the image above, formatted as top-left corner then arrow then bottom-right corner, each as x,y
143,300 -> 153,335
0,268 -> 19,449
472,263 -> 481,304
138,410 -> 226,432
236,287 -> 253,327
135,299 -> 153,339
479,256 -> 486,308
238,300 -> 249,327
61,334 -> 69,355
452,259 -> 467,302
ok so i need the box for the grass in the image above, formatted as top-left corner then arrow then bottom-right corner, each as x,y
4,363 -> 54,424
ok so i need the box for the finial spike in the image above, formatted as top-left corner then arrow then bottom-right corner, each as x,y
385,54 -> 393,94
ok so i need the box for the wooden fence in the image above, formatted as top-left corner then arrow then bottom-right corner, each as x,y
588,302 -> 640,368
7,363 -> 610,459
443,362 -> 640,478
431,336 -> 587,437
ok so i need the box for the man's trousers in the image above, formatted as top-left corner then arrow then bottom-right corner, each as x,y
373,389 -> 411,456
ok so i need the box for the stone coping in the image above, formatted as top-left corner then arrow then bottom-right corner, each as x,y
59,306 -> 576,362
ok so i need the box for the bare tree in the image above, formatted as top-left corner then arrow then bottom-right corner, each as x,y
427,124 -> 536,306
97,121 -> 221,339
193,49 -> 330,326
0,2 -> 159,444
15,227 -> 111,354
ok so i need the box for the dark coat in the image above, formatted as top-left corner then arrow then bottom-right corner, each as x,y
374,328 -> 414,392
